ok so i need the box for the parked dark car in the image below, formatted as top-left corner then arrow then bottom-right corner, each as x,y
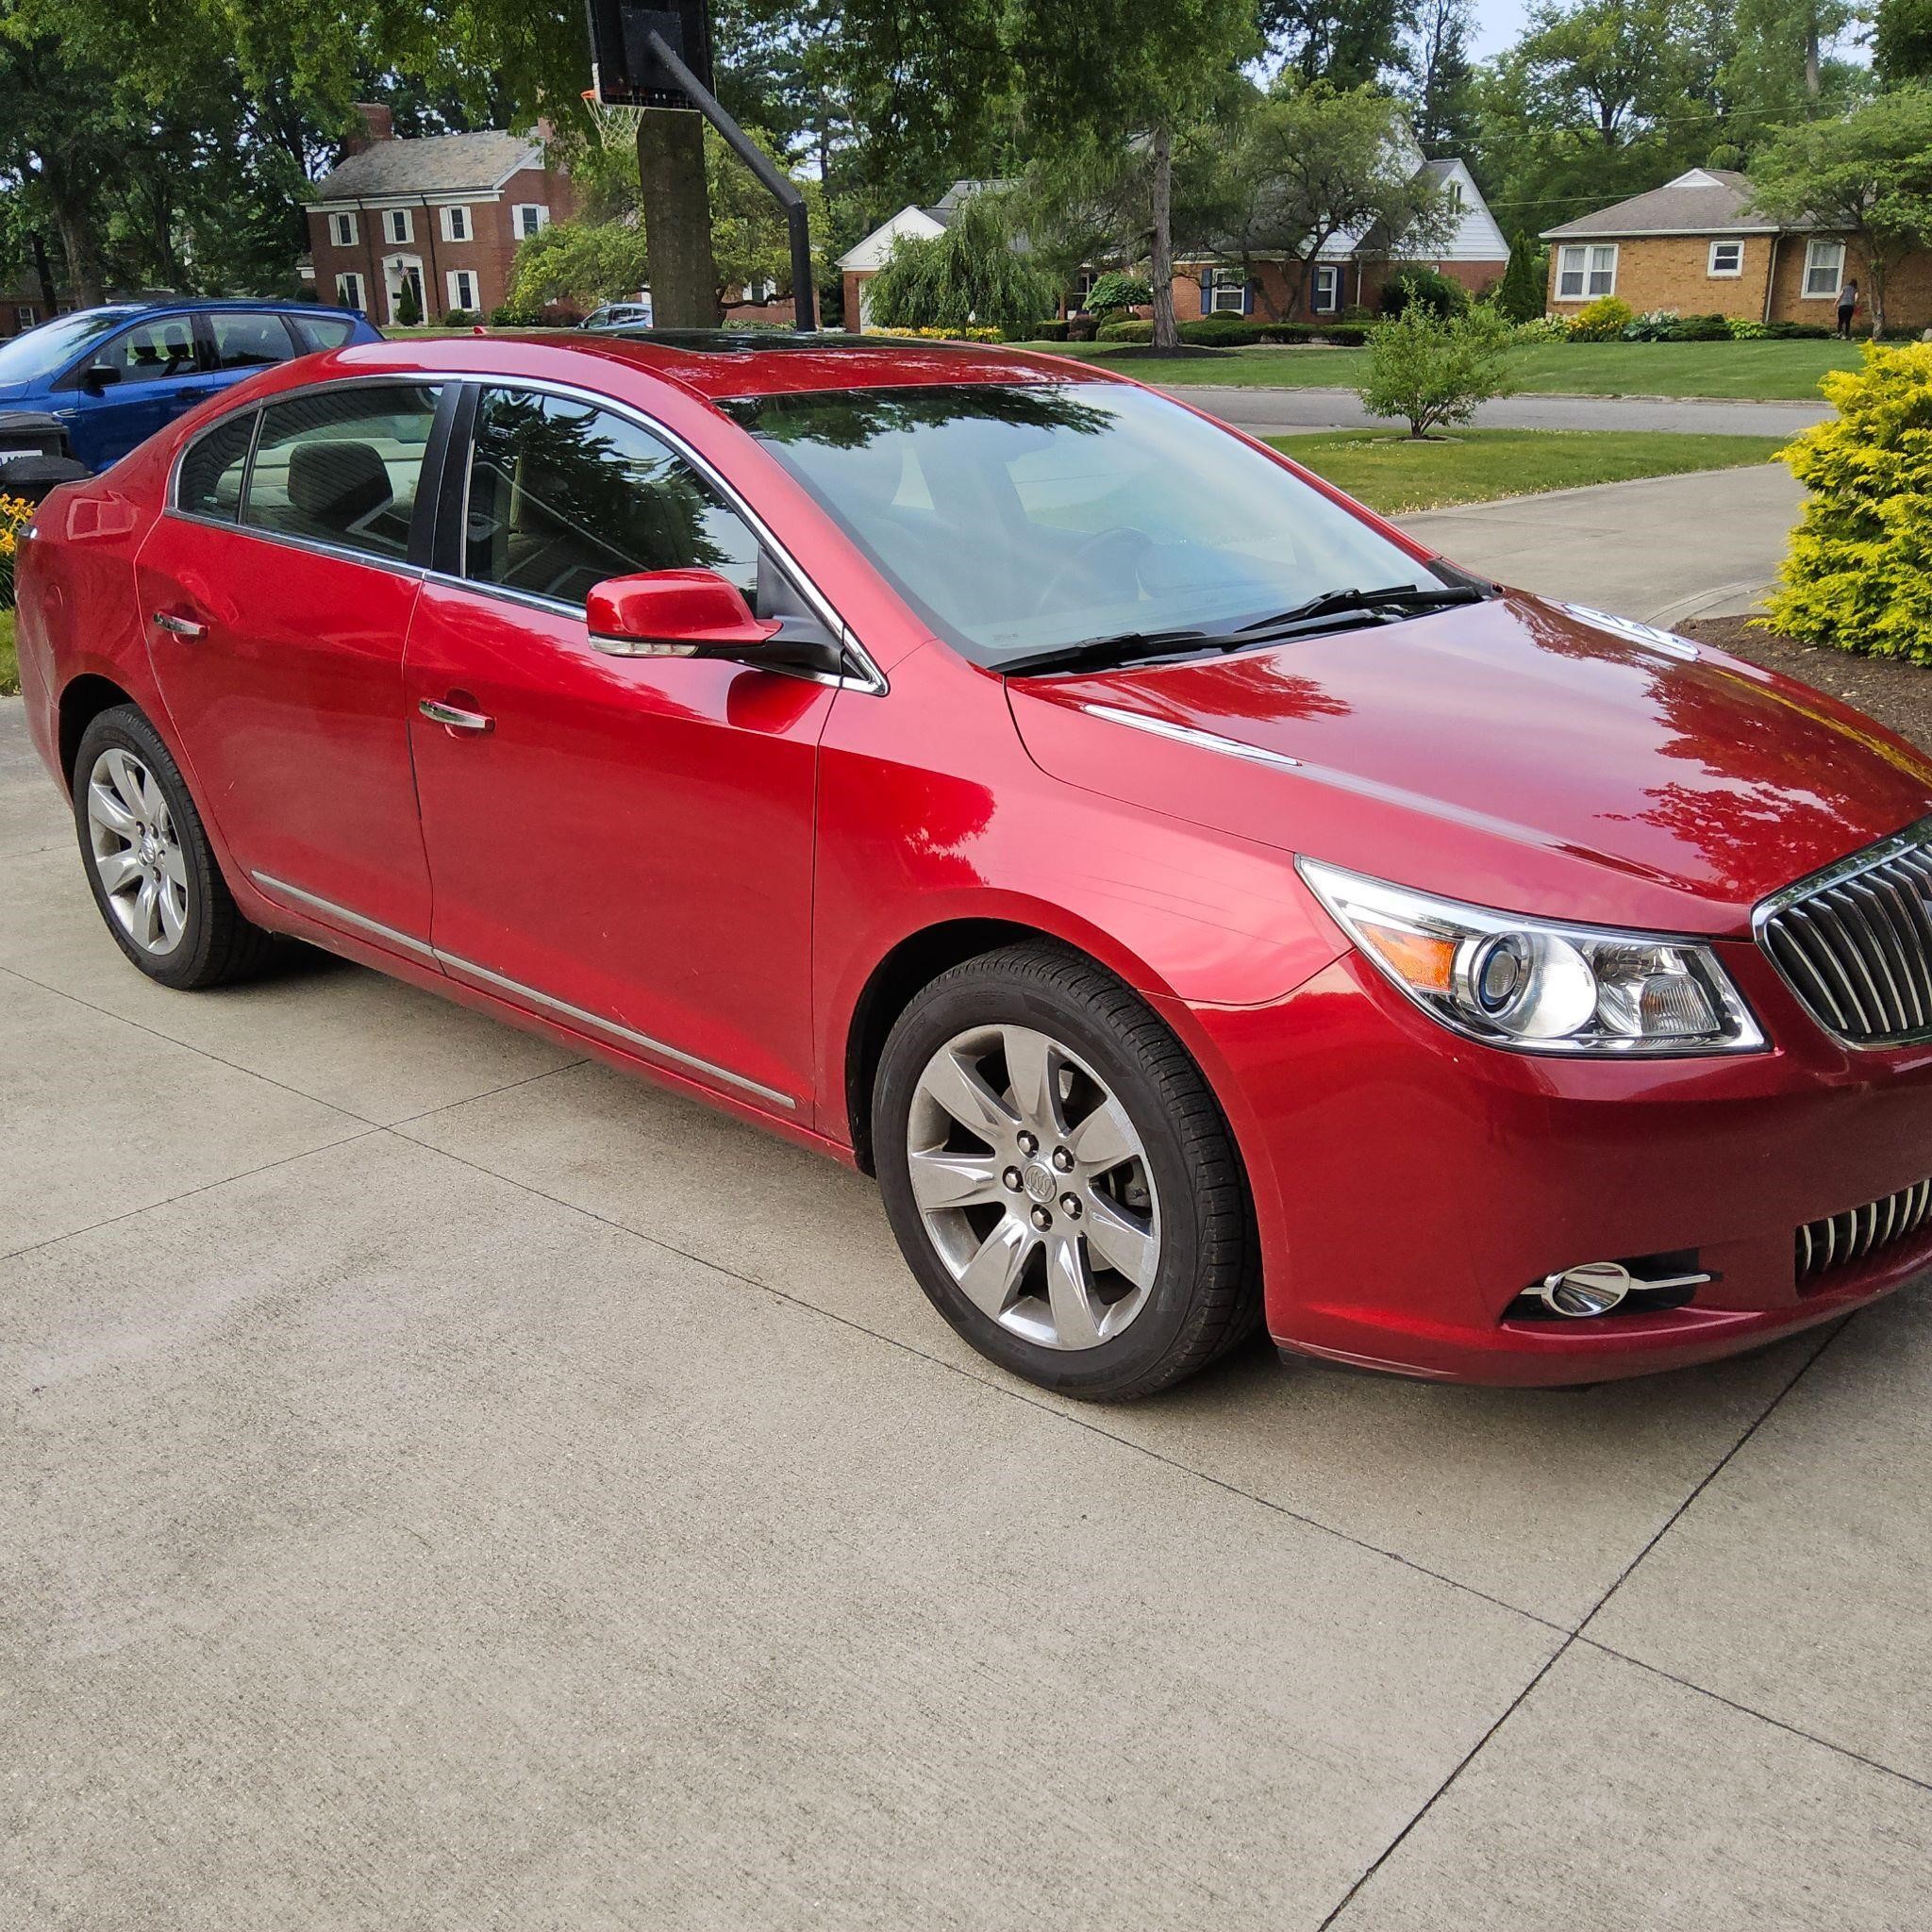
0,301 -> 383,474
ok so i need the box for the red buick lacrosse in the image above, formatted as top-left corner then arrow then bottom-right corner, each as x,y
16,332 -> 1932,1397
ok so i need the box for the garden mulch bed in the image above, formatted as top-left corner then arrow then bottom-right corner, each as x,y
1679,615 -> 1932,757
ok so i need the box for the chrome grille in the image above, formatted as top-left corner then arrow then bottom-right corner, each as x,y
1757,818 -> 1932,1046
1797,1178 -> 1932,1288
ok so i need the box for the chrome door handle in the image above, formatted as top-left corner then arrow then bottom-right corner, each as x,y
153,612 -> 208,639
419,697 -> 494,734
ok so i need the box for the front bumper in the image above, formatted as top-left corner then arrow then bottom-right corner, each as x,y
1172,939 -> 1932,1386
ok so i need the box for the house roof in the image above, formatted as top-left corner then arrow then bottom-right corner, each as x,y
308,129 -> 541,203
1541,167 -> 1810,241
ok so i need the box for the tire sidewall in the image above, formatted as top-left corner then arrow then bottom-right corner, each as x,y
875,964 -> 1214,1397
73,708 -> 219,990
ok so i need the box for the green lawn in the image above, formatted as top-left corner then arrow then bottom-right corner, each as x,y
1271,426 -> 1784,515
0,608 -> 17,698
1009,337 -> 1860,401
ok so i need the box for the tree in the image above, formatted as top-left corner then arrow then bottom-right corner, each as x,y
510,218 -> 652,309
1494,231 -> 1547,322
1750,89 -> 1932,338
1357,304 -> 1514,436
1222,82 -> 1455,318
863,193 -> 1057,331
1876,0 -> 1932,86
1406,0 -> 1477,154
1261,0 -> 1417,90
1006,1 -> 1258,350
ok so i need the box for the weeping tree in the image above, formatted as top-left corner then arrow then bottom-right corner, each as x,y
863,192 -> 1057,332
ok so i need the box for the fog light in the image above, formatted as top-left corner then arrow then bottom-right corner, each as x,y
1538,1261 -> 1638,1318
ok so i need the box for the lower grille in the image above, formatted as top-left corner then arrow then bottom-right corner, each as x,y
1797,1178 -> 1932,1289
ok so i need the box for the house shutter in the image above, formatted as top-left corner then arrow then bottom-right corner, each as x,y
1200,269 -> 1213,312
1242,279 -> 1256,316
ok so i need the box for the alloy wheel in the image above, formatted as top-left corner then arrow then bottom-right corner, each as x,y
86,747 -> 189,957
906,1023 -> 1162,1350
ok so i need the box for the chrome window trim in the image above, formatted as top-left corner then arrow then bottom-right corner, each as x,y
165,368 -> 888,696
1080,703 -> 1304,772
249,871 -> 796,1110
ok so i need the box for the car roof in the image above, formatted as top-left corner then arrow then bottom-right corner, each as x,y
60,297 -> 362,323
318,330 -> 1112,404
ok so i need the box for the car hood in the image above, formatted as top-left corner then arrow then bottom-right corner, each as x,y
1006,592 -> 1932,936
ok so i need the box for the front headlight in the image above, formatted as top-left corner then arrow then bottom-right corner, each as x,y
1297,858 -> 1765,1056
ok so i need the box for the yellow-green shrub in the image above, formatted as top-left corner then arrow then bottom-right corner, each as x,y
1762,341 -> 1932,661
1566,295 -> 1634,341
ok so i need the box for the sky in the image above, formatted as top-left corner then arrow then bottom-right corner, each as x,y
1469,0 -> 1530,60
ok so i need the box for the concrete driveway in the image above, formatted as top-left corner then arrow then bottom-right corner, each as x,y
5,684 -> 1930,1927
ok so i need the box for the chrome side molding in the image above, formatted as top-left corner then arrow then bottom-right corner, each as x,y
1080,704 -> 1305,772
247,871 -> 795,1110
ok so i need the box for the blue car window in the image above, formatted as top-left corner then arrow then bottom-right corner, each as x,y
59,316 -> 199,389
287,313 -> 358,354
208,312 -> 296,371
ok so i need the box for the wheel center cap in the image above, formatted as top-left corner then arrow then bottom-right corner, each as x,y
139,833 -> 158,864
1022,1161 -> 1057,1203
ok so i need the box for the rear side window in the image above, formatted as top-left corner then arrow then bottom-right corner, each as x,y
287,313 -> 358,354
177,412 -> 257,522
242,384 -> 441,561
58,315 -> 199,390
462,386 -> 760,607
208,312 -> 297,371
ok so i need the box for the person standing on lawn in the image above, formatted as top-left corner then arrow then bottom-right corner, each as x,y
1837,277 -> 1859,339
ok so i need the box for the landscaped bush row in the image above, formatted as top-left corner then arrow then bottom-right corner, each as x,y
1566,296 -> 1833,343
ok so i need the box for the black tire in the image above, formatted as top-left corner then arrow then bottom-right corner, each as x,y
72,704 -> 280,990
874,941 -> 1259,1401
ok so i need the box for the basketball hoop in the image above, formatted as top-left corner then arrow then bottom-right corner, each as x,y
582,85 -> 644,149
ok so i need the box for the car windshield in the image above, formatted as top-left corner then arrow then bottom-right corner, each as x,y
0,310 -> 139,385
721,381 -> 1440,664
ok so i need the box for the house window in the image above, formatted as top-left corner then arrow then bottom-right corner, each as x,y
336,272 -> 365,311
13,306 -> 36,330
1444,180 -> 1464,209
445,269 -> 479,313
1311,265 -> 1341,313
1204,267 -> 1247,315
381,208 -> 413,245
511,204 -> 551,241
328,211 -> 358,248
1804,238 -> 1847,299
1708,240 -> 1743,277
1556,242 -> 1617,299
441,205 -> 472,243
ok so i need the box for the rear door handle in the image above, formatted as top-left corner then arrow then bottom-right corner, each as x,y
153,611 -> 208,639
419,697 -> 494,734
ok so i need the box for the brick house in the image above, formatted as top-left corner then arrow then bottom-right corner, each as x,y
304,105 -> 576,325
836,158 -> 1506,332
1172,158 -> 1508,325
0,281 -> 56,339
1540,166 -> 1930,330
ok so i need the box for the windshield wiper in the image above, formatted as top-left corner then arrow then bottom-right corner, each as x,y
1234,582 -> 1489,635
999,627 -> 1230,678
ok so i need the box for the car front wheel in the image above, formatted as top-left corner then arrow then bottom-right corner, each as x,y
874,941 -> 1258,1400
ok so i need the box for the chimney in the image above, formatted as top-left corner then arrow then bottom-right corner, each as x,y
343,103 -> 395,155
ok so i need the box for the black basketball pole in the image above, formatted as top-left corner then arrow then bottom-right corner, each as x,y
644,29 -> 816,330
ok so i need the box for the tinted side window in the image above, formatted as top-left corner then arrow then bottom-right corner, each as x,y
288,313 -> 357,354
208,312 -> 297,371
462,388 -> 761,608
177,411 -> 256,523
60,315 -> 198,389
242,384 -> 441,561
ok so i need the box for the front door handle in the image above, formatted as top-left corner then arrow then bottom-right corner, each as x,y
419,697 -> 494,735
153,611 -> 208,639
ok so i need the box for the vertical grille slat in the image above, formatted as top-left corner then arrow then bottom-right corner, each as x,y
1759,821 -> 1932,1045
1795,1173 -> 1932,1290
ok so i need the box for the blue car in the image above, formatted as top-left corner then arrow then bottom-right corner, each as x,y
0,300 -> 383,475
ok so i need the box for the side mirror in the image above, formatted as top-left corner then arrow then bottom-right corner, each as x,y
81,363 -> 122,394
586,568 -> 783,658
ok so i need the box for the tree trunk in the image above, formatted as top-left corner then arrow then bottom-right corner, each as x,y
1869,258 -> 1887,340
1148,123 -> 1178,352
37,152 -> 105,308
636,109 -> 719,328
1806,17 -> 1821,102
29,230 -> 56,312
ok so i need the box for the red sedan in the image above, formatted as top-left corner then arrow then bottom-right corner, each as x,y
15,332 -> 1932,1396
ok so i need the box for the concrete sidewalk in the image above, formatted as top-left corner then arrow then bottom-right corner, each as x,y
1394,463 -> 1807,625
1174,382 -> 1830,440
6,618 -> 1931,1926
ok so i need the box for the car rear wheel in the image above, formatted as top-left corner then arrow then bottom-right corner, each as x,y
73,705 -> 279,990
874,941 -> 1258,1400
